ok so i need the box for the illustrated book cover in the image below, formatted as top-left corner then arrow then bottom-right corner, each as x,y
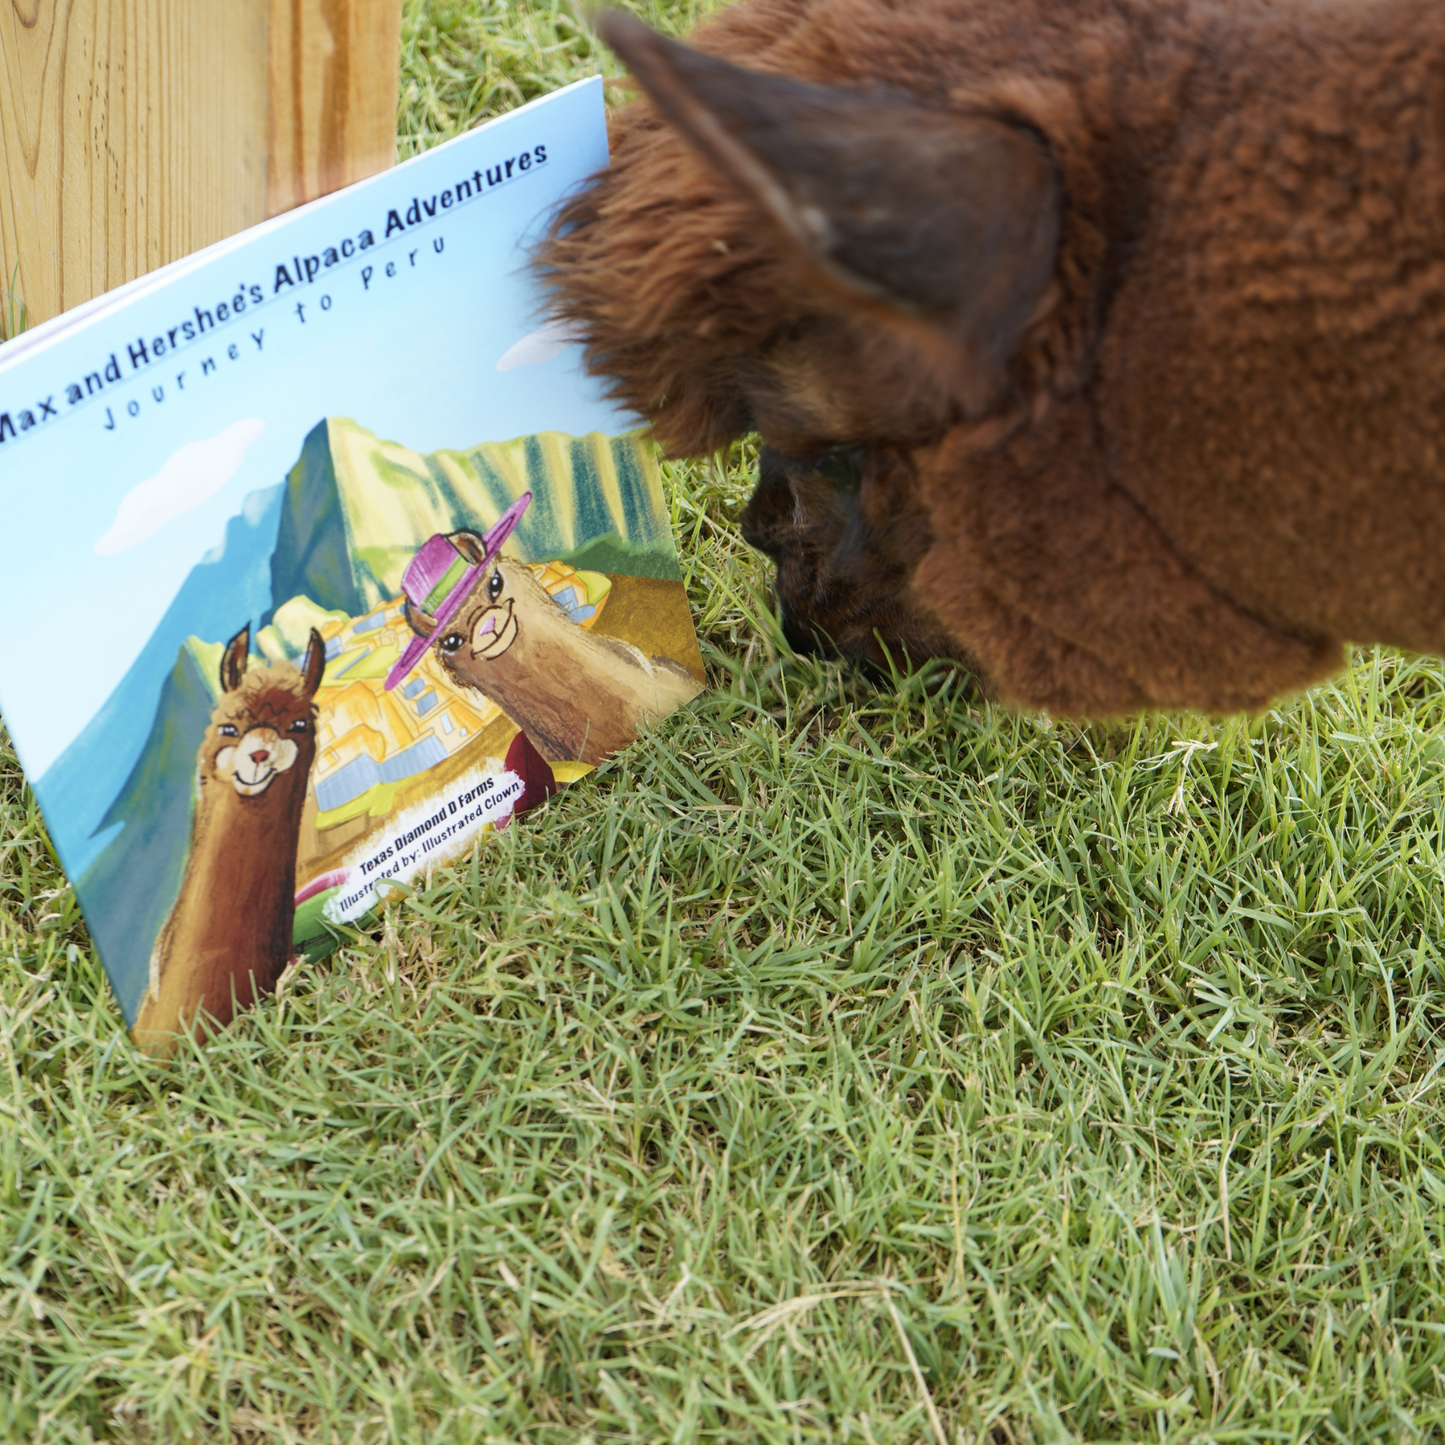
0,79 -> 702,1051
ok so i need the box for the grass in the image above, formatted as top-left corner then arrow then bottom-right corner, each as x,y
395,0 -> 724,158
5,2 -> 1445,1440
2,257 -> 26,344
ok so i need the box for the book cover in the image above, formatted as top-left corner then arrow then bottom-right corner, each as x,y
0,78 -> 702,1051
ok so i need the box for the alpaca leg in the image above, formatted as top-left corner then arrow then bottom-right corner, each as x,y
131,937 -> 184,1057
914,407 -> 1342,716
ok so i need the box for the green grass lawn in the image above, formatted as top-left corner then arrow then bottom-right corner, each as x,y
6,2 -> 1445,1440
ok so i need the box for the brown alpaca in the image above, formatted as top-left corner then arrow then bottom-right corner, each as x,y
132,625 -> 324,1054
539,2 -> 1445,715
407,536 -> 701,765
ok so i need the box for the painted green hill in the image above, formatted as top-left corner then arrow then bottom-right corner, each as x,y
266,419 -> 680,621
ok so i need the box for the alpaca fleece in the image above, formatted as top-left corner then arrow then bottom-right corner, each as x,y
540,0 -> 1445,714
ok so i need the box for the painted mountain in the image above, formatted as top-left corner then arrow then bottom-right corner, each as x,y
71,638 -> 225,1021
41,418 -> 680,1022
266,417 -> 681,625
34,485 -> 285,880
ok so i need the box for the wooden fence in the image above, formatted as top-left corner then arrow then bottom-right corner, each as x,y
0,0 -> 402,331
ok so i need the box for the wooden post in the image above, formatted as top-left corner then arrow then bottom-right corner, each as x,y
0,0 -> 400,333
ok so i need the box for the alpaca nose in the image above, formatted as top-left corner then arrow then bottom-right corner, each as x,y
250,749 -> 270,764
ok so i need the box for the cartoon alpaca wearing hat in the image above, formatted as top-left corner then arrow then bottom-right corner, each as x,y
132,624 -> 324,1054
386,493 -> 701,766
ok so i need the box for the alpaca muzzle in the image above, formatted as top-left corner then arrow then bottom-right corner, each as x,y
216,727 -> 300,796
741,445 -> 971,673
740,445 -> 859,658
468,599 -> 519,660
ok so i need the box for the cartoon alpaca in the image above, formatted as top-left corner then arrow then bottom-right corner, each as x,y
538,4 -> 1445,717
132,624 -> 324,1053
386,495 -> 700,765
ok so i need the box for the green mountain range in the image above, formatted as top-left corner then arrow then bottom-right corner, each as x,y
266,419 -> 680,622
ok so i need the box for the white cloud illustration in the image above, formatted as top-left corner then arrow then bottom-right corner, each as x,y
496,318 -> 583,372
93,418 -> 266,556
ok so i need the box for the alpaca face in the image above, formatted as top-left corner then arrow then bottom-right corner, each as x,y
538,15 -> 1062,679
205,693 -> 315,798
741,445 -> 968,670
437,561 -> 521,668
430,554 -> 574,696
201,625 -> 325,800
213,724 -> 304,797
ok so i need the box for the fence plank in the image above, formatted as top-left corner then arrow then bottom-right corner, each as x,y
0,0 -> 400,332
266,0 -> 402,219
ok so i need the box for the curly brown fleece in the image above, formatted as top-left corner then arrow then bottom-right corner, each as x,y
539,0 -> 1445,715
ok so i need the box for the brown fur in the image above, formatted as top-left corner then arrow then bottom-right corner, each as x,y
741,444 -> 969,669
409,542 -> 701,765
540,0 -> 1445,714
132,626 -> 324,1055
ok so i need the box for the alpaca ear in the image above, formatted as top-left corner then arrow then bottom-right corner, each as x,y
451,530 -> 488,567
598,11 -> 1061,365
300,628 -> 325,698
220,626 -> 250,693
403,598 -> 437,639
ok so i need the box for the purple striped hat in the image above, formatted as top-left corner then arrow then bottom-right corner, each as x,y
384,491 -> 531,691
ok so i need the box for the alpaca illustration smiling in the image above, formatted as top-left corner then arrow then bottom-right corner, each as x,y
133,623 -> 324,1055
218,711 -> 306,797
458,562 -> 520,661
387,492 -> 701,766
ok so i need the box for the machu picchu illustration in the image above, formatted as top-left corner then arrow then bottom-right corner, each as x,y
37,418 -> 702,1023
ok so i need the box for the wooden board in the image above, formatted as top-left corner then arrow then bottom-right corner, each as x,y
0,0 -> 400,332
265,0 -> 401,219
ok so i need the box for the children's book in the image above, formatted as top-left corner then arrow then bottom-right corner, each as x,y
0,80 -> 702,1052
